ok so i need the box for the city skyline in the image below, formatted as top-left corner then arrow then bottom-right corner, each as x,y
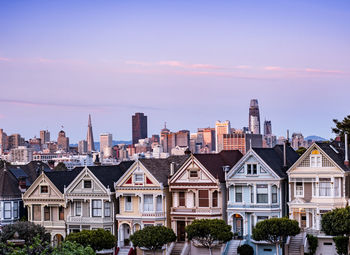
0,1 -> 349,141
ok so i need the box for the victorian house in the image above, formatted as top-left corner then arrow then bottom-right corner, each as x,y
169,150 -> 243,242
226,145 -> 298,254
287,141 -> 349,254
65,162 -> 133,235
114,156 -> 188,248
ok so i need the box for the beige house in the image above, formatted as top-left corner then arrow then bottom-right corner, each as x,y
22,170 -> 79,244
287,141 -> 349,254
114,156 -> 188,248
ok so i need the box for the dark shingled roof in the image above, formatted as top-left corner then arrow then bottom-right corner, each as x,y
74,161 -> 135,192
253,145 -> 299,178
0,166 -> 22,199
8,161 -> 51,185
139,155 -> 190,185
45,169 -> 81,193
194,150 -> 243,182
316,141 -> 350,171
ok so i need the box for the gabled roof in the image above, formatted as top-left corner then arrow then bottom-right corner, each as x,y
193,150 -> 243,182
0,167 -> 21,199
253,145 -> 299,178
74,161 -> 134,192
45,169 -> 81,193
139,155 -> 189,185
316,141 -> 350,171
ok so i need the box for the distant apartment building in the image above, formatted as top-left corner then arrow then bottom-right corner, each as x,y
0,129 -> 8,152
9,146 -> 34,164
29,137 -> 42,151
160,126 -> 190,154
198,128 -> 216,152
223,131 -> 263,154
215,120 -> 231,153
57,130 -> 69,152
40,130 -> 50,145
291,132 -> 307,150
8,134 -> 25,150
78,140 -> 87,154
132,113 -> 148,145
249,99 -> 261,134
263,120 -> 272,136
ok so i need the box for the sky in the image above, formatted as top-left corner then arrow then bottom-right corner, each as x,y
0,0 -> 349,143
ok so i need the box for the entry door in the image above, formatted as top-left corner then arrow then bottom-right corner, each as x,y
301,213 -> 307,228
177,221 -> 186,241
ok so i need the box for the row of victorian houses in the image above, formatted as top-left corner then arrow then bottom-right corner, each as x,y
1,139 -> 349,255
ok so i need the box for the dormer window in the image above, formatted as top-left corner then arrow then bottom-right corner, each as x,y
134,174 -> 143,182
40,185 -> 48,193
84,180 -> 92,189
247,164 -> 258,175
189,170 -> 198,178
310,150 -> 322,167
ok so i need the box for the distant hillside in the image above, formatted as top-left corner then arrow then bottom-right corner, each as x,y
70,140 -> 132,150
305,135 -> 327,141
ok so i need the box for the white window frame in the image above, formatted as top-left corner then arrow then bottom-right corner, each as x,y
92,200 -> 102,217
235,186 -> 243,203
125,196 -> 132,212
310,155 -> 322,167
295,182 -> 304,197
156,195 -> 162,212
83,180 -> 92,189
40,185 -> 49,194
134,173 -> 144,183
143,195 -> 154,212
104,202 -> 111,217
4,202 -> 11,219
271,185 -> 278,203
75,201 -> 82,216
13,202 -> 18,219
247,163 -> 258,175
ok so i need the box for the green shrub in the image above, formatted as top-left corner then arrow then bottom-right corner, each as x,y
306,234 -> 318,255
333,236 -> 348,255
66,229 -> 116,251
237,244 -> 254,255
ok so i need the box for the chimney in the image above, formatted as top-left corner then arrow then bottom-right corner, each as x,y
170,162 -> 175,176
345,133 -> 349,166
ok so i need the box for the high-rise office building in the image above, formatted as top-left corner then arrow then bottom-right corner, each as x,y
8,134 -> 24,149
0,129 -> 8,152
175,130 -> 190,147
249,99 -> 261,134
100,133 -> 113,157
215,120 -> 231,153
132,113 -> 148,145
40,130 -> 50,145
57,130 -> 69,151
86,114 -> 95,152
264,120 -> 272,136
198,128 -> 216,152
223,131 -> 263,154
78,140 -> 87,154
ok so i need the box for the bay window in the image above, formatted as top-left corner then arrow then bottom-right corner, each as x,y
144,195 -> 153,211
104,202 -> 111,217
235,186 -> 243,202
199,190 -> 209,207
272,185 -> 278,203
125,196 -> 132,211
156,195 -> 162,211
4,202 -> 11,219
92,200 -> 102,217
319,178 -> 331,197
256,184 -> 268,203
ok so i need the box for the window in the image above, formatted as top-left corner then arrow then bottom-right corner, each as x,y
256,184 -> 268,203
179,192 -> 185,206
334,178 -> 340,196
189,170 -> 198,178
134,174 -> 143,182
44,206 -> 50,221
251,215 -> 255,234
59,206 -> 64,220
125,196 -> 132,211
257,216 -> 268,222
199,190 -> 209,207
40,185 -> 48,193
235,186 -> 243,202
272,185 -> 278,203
33,205 -> 41,221
310,151 -> 322,167
319,178 -> 331,197
0,203 -> 2,219
156,196 -> 162,211
75,202 -> 81,216
92,200 -> 102,217
13,202 -> 18,218
84,180 -> 92,189
104,202 -> 111,217
247,164 -> 257,175
144,195 -> 154,211
4,202 -> 11,219
212,191 -> 218,207
296,182 -> 303,196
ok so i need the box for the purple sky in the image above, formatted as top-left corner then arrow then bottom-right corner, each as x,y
0,0 -> 349,142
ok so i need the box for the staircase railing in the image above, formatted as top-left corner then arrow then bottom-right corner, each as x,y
222,239 -> 231,255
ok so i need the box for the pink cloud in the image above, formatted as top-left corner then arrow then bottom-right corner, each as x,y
304,68 -> 344,74
264,66 -> 283,71
0,57 -> 10,61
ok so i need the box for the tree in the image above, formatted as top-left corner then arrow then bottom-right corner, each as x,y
0,221 -> 50,246
130,226 -> 176,255
332,115 -> 350,142
185,219 -> 233,255
321,207 -> 350,254
51,241 -> 95,255
1,235 -> 52,255
65,229 -> 116,251
333,236 -> 349,255
54,162 -> 68,171
252,217 -> 300,255
306,234 -> 318,255
237,244 -> 254,255
296,147 -> 307,156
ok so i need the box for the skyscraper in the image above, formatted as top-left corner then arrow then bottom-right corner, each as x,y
78,140 -> 87,154
40,130 -> 50,145
215,120 -> 231,153
57,130 -> 69,151
264,120 -> 272,136
249,99 -> 261,134
100,133 -> 113,157
86,114 -> 95,152
132,113 -> 148,145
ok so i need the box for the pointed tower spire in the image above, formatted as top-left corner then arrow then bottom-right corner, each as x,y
87,114 -> 95,152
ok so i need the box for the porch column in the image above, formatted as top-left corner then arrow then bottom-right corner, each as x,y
268,184 -> 271,204
41,205 -> 44,222
306,210 -> 309,228
89,199 -> 92,217
102,199 -> 104,218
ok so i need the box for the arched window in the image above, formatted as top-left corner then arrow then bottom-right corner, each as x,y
271,185 -> 278,203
